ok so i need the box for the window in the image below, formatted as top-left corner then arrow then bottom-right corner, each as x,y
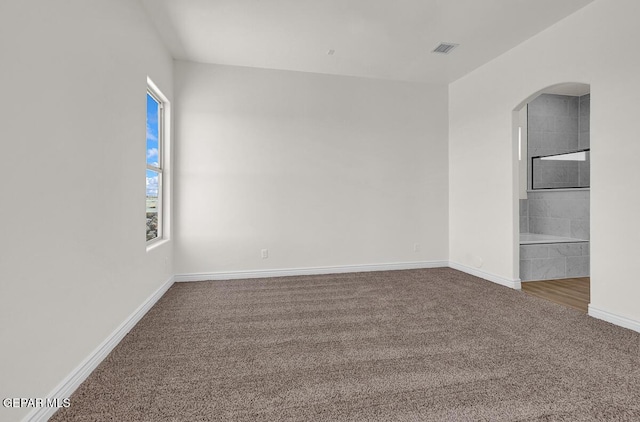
146,80 -> 167,242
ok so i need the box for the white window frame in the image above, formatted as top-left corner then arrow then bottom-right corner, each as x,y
146,78 -> 169,247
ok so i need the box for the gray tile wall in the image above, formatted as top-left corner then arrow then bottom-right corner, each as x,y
520,190 -> 590,281
527,190 -> 589,240
578,94 -> 590,186
520,94 -> 591,281
520,199 -> 529,233
520,242 -> 589,281
527,94 -> 590,189
579,94 -> 590,149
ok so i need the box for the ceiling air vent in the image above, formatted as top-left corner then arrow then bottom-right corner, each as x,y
432,42 -> 459,54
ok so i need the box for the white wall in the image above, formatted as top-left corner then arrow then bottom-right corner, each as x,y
0,1 -> 173,420
174,62 -> 449,276
449,0 -> 640,323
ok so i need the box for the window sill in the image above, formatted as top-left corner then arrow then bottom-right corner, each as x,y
146,238 -> 170,252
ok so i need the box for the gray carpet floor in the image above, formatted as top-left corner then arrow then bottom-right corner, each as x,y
51,268 -> 640,421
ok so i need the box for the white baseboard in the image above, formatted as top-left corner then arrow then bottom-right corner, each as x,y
588,305 -> 640,333
448,261 -> 522,290
23,276 -> 175,422
174,261 -> 449,282
173,262 -> 522,291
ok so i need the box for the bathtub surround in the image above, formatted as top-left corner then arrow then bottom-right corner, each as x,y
520,187 -> 590,282
520,172 -> 590,283
521,233 -> 587,244
525,190 -> 589,240
520,242 -> 589,281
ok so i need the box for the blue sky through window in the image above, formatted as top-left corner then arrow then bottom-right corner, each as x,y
146,93 -> 160,198
146,169 -> 159,198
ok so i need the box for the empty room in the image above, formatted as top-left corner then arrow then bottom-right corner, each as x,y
2,0 -> 640,421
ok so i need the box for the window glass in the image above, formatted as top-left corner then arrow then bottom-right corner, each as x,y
146,169 -> 160,241
146,93 -> 160,167
146,86 -> 164,243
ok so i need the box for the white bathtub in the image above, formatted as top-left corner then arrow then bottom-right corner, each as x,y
520,233 -> 588,245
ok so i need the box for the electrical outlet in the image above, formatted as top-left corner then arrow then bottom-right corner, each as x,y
261,249 -> 269,259
413,243 -> 420,253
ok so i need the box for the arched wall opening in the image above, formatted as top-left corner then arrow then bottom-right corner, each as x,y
512,82 -> 591,304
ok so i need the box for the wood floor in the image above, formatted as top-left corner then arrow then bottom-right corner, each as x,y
521,277 -> 590,313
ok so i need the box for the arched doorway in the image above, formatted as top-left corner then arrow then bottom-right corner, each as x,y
514,83 -> 591,312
